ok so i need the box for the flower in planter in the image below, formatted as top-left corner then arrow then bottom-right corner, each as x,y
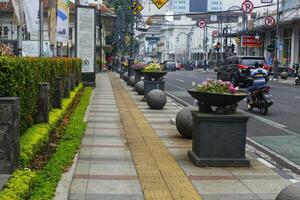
192,79 -> 240,95
132,61 -> 146,70
122,60 -> 129,68
143,63 -> 163,72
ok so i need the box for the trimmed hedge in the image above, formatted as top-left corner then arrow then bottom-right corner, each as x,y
29,87 -> 92,200
0,169 -> 36,200
0,87 -> 92,200
0,57 -> 82,133
20,84 -> 83,167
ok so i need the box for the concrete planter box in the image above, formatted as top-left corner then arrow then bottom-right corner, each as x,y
188,111 -> 250,167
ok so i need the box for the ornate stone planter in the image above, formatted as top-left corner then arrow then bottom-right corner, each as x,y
187,89 -> 250,167
143,71 -> 167,100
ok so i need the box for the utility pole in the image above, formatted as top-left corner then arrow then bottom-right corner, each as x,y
274,0 -> 280,79
99,9 -> 103,71
74,0 -> 78,57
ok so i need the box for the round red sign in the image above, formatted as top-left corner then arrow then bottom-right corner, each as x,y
265,16 -> 275,27
242,0 -> 254,14
212,30 -> 219,38
198,20 -> 206,28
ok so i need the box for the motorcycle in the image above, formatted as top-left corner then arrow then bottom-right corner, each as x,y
294,64 -> 300,85
246,77 -> 274,115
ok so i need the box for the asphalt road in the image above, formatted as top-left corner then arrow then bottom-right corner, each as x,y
164,70 -> 300,167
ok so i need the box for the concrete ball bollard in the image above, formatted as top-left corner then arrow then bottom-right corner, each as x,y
146,89 -> 167,110
129,76 -> 135,87
176,106 -> 197,139
276,182 -> 300,200
135,81 -> 144,95
280,72 -> 288,80
123,72 -> 128,81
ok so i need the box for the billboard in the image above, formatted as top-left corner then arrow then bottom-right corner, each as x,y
241,36 -> 263,48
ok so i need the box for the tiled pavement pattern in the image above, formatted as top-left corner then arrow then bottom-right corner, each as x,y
69,73 -> 296,200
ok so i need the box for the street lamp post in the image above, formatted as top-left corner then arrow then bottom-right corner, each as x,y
273,0 -> 280,79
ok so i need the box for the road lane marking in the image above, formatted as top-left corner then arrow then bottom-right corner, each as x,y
176,78 -> 185,83
295,96 -> 300,99
289,179 -> 299,183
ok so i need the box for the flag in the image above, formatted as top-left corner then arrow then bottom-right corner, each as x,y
56,0 -> 70,43
23,0 -> 40,32
48,0 -> 57,45
11,0 -> 24,25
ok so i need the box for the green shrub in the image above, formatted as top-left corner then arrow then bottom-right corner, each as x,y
20,84 -> 83,167
0,57 -> 82,133
29,87 -> 92,200
0,169 -> 36,200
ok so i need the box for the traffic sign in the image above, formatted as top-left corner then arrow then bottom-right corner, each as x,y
151,0 -> 169,9
212,30 -> 219,38
198,20 -> 206,28
242,0 -> 254,14
129,1 -> 143,15
265,16 -> 275,27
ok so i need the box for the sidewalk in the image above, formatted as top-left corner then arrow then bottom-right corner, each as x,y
68,73 -> 297,200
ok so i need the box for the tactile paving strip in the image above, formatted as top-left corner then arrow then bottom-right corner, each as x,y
109,74 -> 202,200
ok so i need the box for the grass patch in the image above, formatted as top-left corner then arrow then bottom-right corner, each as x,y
20,84 -> 83,167
29,87 -> 92,200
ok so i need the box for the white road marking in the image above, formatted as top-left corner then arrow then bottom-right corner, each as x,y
257,158 -> 275,168
176,79 -> 185,83
295,96 -> 300,99
289,179 -> 299,183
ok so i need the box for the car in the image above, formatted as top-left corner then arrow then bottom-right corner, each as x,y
217,56 -> 271,87
163,60 -> 176,71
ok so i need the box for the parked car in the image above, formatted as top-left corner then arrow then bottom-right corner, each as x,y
217,56 -> 271,87
162,60 -> 176,71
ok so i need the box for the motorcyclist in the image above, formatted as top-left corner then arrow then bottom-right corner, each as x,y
247,62 -> 268,104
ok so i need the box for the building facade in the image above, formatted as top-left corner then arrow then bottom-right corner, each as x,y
168,0 -> 189,14
189,0 -> 207,13
208,0 -> 222,12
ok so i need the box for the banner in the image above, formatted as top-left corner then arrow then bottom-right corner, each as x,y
11,0 -> 24,25
56,0 -> 70,43
22,41 -> 53,57
48,0 -> 57,45
23,0 -> 39,32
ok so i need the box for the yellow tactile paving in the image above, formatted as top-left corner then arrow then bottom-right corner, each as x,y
109,74 -> 203,200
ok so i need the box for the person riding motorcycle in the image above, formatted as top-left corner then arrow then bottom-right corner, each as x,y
247,62 -> 268,104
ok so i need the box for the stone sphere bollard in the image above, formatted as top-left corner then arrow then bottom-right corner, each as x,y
123,72 -> 128,81
276,182 -> 300,200
176,106 -> 197,139
280,72 -> 288,79
129,76 -> 135,87
146,89 -> 166,110
135,81 -> 144,95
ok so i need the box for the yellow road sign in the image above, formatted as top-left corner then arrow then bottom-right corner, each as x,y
152,0 -> 169,9
129,1 -> 143,15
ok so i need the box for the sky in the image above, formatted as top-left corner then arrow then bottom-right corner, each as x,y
223,0 -> 263,10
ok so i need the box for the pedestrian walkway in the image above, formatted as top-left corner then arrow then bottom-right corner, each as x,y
68,73 -> 297,200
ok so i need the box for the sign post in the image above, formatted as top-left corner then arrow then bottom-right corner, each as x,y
76,6 -> 96,86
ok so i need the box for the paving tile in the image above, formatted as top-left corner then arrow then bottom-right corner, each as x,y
69,179 -> 88,196
178,161 -> 233,177
74,160 -> 90,175
89,112 -> 120,117
89,160 -> 137,176
0,174 -> 10,189
151,123 -> 177,130
85,194 -> 144,200
88,116 -> 121,122
92,137 -> 126,146
228,165 -> 278,176
68,193 -> 86,200
91,147 -> 132,160
88,122 -> 122,129
192,180 -> 252,194
169,148 -> 190,161
201,193 -> 259,200
240,179 -> 291,194
86,180 -> 142,195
